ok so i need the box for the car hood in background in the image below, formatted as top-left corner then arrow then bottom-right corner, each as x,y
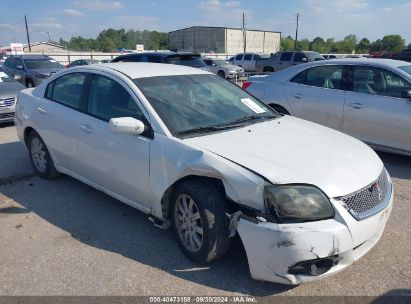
184,115 -> 383,198
221,64 -> 243,70
29,68 -> 63,76
0,81 -> 25,97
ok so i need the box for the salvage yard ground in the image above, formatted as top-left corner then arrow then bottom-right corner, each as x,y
0,123 -> 410,297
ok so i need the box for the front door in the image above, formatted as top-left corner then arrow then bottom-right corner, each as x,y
76,73 -> 151,207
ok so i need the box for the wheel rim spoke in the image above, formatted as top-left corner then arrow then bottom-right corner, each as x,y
174,194 -> 204,253
31,138 -> 47,172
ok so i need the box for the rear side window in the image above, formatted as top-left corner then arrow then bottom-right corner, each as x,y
291,66 -> 343,90
47,73 -> 86,109
244,54 -> 252,60
280,52 -> 292,61
294,53 -> 307,63
87,74 -> 144,121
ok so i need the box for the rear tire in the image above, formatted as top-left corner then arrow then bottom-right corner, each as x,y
263,66 -> 274,73
171,179 -> 231,264
26,79 -> 35,88
28,131 -> 60,179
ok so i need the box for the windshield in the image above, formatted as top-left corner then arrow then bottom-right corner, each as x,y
214,60 -> 230,66
134,74 -> 277,136
165,56 -> 207,67
306,52 -> 325,61
0,68 -> 15,83
398,65 -> 411,76
24,58 -> 63,69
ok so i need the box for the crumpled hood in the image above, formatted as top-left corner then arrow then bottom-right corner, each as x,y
184,116 -> 383,198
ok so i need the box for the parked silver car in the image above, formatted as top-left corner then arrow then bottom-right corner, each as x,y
0,67 -> 25,123
203,58 -> 244,79
232,53 -> 270,72
245,58 -> 411,155
255,51 -> 325,73
66,59 -> 101,68
2,55 -> 63,87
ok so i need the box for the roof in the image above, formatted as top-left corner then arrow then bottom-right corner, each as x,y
316,58 -> 411,68
23,41 -> 66,49
170,26 -> 281,34
115,52 -> 200,58
81,62 -> 210,79
9,54 -> 51,59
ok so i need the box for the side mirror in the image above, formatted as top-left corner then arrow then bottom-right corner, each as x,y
13,74 -> 22,81
109,117 -> 146,135
301,58 -> 308,62
16,65 -> 24,70
402,90 -> 411,100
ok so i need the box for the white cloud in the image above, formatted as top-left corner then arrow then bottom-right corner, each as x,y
74,0 -> 124,11
64,9 -> 85,17
0,23 -> 19,31
304,0 -> 369,13
110,15 -> 160,31
198,1 -> 250,28
32,22 -> 63,30
225,1 -> 241,9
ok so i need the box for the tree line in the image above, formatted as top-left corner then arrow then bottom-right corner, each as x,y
282,34 -> 410,54
59,28 -> 170,52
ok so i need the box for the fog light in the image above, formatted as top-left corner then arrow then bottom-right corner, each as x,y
288,257 -> 338,276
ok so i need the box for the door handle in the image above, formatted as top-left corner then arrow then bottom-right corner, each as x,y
349,103 -> 364,109
36,107 -> 47,114
80,124 -> 93,134
294,94 -> 303,99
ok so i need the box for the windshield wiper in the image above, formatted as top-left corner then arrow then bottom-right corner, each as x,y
225,115 -> 276,125
176,124 -> 241,136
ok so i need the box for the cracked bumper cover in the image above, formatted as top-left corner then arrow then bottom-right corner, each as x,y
236,192 -> 393,285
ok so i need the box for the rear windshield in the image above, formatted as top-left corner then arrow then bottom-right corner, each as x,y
306,52 -> 325,61
398,65 -> 411,76
24,58 -> 63,69
165,56 -> 206,67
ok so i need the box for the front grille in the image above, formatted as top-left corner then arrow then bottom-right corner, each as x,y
0,97 -> 15,107
340,169 -> 390,220
0,112 -> 14,119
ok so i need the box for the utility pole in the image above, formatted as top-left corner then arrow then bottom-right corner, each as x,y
46,31 -> 50,42
24,15 -> 31,52
294,13 -> 299,50
242,12 -> 246,53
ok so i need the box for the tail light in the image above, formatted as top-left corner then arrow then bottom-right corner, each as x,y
242,81 -> 252,90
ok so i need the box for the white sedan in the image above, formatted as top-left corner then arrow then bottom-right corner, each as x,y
244,58 -> 411,156
14,63 -> 393,284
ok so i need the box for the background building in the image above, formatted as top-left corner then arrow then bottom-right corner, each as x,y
170,26 -> 281,55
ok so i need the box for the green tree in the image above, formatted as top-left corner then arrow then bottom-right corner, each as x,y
407,43 -> 411,49
341,34 -> 358,53
381,35 -> 405,52
296,39 -> 310,51
310,37 -> 328,53
370,39 -> 383,52
357,38 -> 370,53
281,36 -> 295,50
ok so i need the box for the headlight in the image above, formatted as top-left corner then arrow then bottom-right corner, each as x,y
35,73 -> 48,79
228,69 -> 236,73
265,185 -> 334,223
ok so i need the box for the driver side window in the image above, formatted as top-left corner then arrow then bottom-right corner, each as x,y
87,74 -> 144,122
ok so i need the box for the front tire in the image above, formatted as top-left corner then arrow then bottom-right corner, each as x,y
217,70 -> 226,78
28,131 -> 59,179
171,179 -> 231,264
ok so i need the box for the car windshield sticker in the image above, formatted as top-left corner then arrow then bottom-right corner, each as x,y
241,98 -> 266,114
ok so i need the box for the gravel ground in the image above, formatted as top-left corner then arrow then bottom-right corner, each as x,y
0,124 -> 410,299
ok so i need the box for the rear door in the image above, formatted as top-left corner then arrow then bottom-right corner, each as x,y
36,72 -> 88,170
277,52 -> 293,71
283,64 -> 347,130
343,65 -> 411,153
233,54 -> 244,67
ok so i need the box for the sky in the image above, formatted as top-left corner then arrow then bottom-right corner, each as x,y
0,0 -> 410,47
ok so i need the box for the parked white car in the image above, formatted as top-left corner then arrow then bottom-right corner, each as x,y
203,58 -> 244,79
15,63 -> 393,285
245,58 -> 411,156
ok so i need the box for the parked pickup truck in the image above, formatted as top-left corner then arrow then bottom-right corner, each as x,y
255,51 -> 325,73
232,53 -> 270,72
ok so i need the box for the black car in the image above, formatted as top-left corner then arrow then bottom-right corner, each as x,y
111,52 -> 209,70
393,49 -> 411,62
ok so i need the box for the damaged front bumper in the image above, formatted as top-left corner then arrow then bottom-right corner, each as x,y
235,193 -> 393,285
